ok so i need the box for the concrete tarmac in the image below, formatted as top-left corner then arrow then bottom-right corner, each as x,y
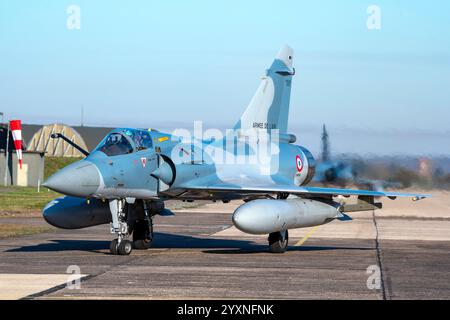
0,196 -> 449,300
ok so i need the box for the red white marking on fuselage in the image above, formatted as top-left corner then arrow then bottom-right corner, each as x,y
296,155 -> 303,172
141,157 -> 147,168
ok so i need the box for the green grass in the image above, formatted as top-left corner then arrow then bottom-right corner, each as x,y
0,186 -> 61,213
0,224 -> 52,238
44,156 -> 82,179
0,157 -> 78,214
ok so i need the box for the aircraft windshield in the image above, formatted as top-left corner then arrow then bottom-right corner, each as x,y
98,133 -> 134,156
96,129 -> 153,156
121,129 -> 153,151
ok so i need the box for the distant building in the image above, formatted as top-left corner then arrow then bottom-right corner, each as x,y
0,125 -> 44,187
1,122 -> 118,186
0,151 -> 44,187
26,124 -> 89,157
22,123 -> 114,156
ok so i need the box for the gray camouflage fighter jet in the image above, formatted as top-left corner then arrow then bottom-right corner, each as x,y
43,46 -> 429,255
313,124 -> 356,185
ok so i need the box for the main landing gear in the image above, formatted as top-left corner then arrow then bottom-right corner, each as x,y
268,230 -> 289,253
109,199 -> 155,255
132,218 -> 153,250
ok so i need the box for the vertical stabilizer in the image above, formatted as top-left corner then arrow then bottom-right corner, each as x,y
321,124 -> 330,162
235,45 -> 295,134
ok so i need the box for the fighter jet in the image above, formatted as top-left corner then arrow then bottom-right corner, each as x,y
43,46 -> 429,255
313,124 -> 356,185
313,125 -> 402,191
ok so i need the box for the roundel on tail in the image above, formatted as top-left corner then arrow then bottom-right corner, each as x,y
295,155 -> 303,172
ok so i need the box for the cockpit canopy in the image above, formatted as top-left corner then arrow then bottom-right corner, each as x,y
95,128 -> 153,156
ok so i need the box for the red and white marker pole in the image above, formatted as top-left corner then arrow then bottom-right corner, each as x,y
10,120 -> 23,169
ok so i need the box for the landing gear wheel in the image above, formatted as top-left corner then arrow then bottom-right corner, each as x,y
118,239 -> 133,255
268,230 -> 289,253
109,199 -> 131,255
110,238 -> 119,255
133,239 -> 151,250
132,220 -> 153,250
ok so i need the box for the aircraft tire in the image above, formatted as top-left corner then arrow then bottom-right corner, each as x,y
118,239 -> 133,255
268,230 -> 289,253
133,239 -> 152,250
110,239 -> 119,255
132,220 -> 153,250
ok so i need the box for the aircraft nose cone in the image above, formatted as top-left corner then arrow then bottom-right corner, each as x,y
43,161 -> 100,197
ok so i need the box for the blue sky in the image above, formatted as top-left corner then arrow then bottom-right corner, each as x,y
1,1 -> 449,155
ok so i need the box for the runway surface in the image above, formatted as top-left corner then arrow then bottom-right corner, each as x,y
0,196 -> 449,300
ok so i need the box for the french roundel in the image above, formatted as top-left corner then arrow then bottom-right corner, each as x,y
296,155 -> 303,172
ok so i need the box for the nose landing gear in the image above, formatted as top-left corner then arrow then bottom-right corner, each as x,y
108,199 -> 155,255
110,238 -> 133,255
109,199 -> 131,255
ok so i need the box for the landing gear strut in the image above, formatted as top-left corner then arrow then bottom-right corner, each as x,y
268,230 -> 289,253
109,199 -> 156,255
109,199 -> 133,255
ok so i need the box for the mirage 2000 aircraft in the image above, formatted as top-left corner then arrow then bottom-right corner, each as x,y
313,124 -> 356,185
43,46 -> 429,255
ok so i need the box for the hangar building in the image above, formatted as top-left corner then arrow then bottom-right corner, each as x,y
1,123 -> 114,186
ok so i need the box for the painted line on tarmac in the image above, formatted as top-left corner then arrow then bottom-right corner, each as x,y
294,226 -> 320,246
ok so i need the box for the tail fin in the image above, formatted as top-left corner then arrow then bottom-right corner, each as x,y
235,45 -> 294,134
321,124 -> 330,161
